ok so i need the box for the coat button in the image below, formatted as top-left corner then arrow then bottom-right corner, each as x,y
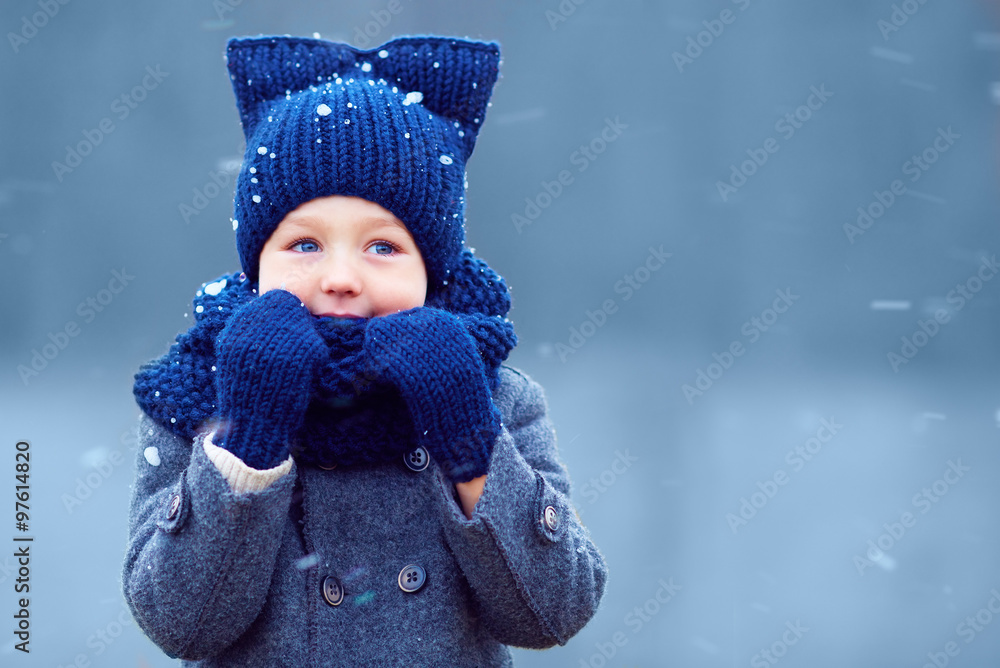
403,447 -> 429,472
321,576 -> 344,607
166,494 -> 181,521
543,505 -> 559,532
398,564 -> 426,593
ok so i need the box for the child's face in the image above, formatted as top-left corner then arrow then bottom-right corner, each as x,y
258,195 -> 427,319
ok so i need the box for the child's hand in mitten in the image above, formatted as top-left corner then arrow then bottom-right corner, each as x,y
214,289 -> 328,469
363,307 -> 501,483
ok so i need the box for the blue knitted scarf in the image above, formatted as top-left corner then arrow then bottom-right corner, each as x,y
134,256 -> 516,469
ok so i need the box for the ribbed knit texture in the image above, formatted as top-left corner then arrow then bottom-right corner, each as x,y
133,268 -> 517,470
364,307 -> 503,482
226,35 -> 500,290
214,289 -> 328,470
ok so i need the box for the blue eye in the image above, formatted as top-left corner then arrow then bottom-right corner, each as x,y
291,239 -> 319,253
369,241 -> 397,255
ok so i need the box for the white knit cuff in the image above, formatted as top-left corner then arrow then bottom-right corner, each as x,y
203,430 -> 293,493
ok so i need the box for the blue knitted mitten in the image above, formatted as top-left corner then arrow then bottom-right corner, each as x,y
214,289 -> 328,470
363,307 -> 502,483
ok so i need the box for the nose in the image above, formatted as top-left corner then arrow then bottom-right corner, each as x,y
317,252 -> 362,297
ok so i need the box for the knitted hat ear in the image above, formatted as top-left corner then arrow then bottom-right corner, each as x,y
227,36 -> 499,162
425,248 -> 511,317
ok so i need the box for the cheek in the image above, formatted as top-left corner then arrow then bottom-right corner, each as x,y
257,257 -> 281,293
411,275 -> 427,308
397,266 -> 427,309
259,255 -> 308,297
373,271 -> 425,315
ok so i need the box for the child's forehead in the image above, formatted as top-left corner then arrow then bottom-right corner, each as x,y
278,197 -> 410,232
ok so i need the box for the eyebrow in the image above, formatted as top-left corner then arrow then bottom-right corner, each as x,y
368,216 -> 408,231
282,214 -> 408,232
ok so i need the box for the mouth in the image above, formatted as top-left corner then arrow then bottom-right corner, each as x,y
319,312 -> 366,319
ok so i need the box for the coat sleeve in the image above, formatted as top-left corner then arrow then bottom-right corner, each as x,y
432,365 -> 608,649
121,412 -> 297,660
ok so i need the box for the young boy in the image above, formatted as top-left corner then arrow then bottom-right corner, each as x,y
123,34 -> 607,666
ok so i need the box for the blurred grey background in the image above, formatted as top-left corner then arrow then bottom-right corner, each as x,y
2,0 -> 1000,665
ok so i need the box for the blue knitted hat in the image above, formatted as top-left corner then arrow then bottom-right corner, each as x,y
226,35 -> 501,297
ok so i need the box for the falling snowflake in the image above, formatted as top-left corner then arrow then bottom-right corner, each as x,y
402,91 -> 424,106
144,447 -> 161,466
204,278 -> 227,295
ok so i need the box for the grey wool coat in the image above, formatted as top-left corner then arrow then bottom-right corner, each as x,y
121,364 -> 608,666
